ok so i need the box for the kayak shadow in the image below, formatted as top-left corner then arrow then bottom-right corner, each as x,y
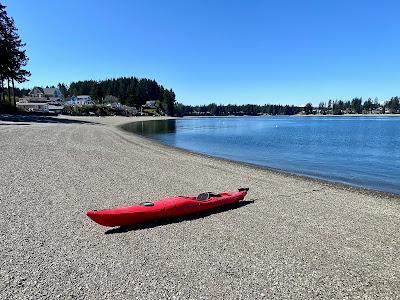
104,199 -> 255,235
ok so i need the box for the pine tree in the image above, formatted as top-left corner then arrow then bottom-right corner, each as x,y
304,103 -> 313,115
58,83 -> 69,98
0,3 -> 8,102
0,2 -> 30,105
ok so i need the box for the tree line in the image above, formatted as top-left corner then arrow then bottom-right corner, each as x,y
176,97 -> 400,117
58,77 -> 176,115
0,3 -> 30,106
174,103 -> 301,117
304,97 -> 400,115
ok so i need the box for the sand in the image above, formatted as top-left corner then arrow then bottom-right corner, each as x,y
0,114 -> 399,299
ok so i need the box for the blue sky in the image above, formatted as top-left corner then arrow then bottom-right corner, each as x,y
4,0 -> 400,105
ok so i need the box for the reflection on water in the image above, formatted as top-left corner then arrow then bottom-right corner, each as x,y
124,116 -> 400,195
121,119 -> 177,136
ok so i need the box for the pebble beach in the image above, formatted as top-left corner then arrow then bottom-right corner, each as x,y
1,115 -> 400,299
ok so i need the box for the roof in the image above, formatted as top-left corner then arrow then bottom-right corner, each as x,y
143,100 -> 157,108
43,88 -> 60,95
29,87 -> 44,95
16,102 -> 48,106
48,104 -> 64,109
29,87 -> 62,97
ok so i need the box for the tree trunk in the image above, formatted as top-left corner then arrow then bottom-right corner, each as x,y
0,78 -> 3,103
12,78 -> 15,106
7,78 -> 11,104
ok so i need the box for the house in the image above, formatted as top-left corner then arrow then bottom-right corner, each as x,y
76,95 -> 93,104
65,95 -> 94,105
16,102 -> 49,113
127,106 -> 139,115
16,99 -> 64,114
141,100 -> 160,115
142,100 -> 157,109
15,86 -> 64,114
43,87 -> 63,100
28,87 -> 45,98
106,102 -> 123,109
105,102 -> 139,115
48,102 -> 64,114
28,87 -> 64,102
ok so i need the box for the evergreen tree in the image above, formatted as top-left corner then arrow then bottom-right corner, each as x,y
0,3 -> 30,105
351,97 -> 362,114
304,103 -> 313,115
318,102 -> 326,115
363,98 -> 373,114
387,97 -> 399,113
373,98 -> 380,112
58,83 -> 69,98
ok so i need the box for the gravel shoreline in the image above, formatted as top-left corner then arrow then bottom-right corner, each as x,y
1,115 -> 399,299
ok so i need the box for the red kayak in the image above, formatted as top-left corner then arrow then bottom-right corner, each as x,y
87,188 -> 249,227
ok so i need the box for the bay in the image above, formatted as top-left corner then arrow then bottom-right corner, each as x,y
123,116 -> 400,194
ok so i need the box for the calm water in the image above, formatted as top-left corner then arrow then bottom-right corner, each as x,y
123,116 -> 400,194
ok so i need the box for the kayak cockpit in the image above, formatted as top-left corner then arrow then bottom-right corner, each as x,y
139,201 -> 155,206
196,192 -> 222,201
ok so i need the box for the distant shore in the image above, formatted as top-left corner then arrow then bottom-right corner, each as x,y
1,114 -> 400,299
294,113 -> 400,117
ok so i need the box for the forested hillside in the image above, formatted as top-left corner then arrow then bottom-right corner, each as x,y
59,77 -> 176,115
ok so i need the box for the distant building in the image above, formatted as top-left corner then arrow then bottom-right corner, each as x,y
16,102 -> 49,113
16,86 -> 64,113
105,102 -> 139,115
77,95 -> 93,104
16,101 -> 64,114
43,87 -> 63,100
48,103 -> 64,114
27,87 -> 64,102
106,102 -> 123,109
141,100 -> 159,116
127,106 -> 139,115
28,87 -> 45,98
143,100 -> 157,109
65,95 -> 94,105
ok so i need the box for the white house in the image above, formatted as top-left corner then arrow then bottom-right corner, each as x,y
105,102 -> 139,115
143,100 -> 157,109
65,95 -> 95,105
16,102 -> 49,113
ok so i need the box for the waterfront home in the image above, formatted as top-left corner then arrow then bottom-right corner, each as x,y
65,95 -> 95,105
16,99 -> 64,114
16,87 -> 64,113
48,102 -> 64,114
106,102 -> 123,109
16,101 -> 49,113
141,100 -> 159,115
27,87 -> 64,102
105,102 -> 139,115
143,100 -> 157,109
28,87 -> 45,98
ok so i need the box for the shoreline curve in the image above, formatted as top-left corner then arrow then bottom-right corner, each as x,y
117,117 -> 400,201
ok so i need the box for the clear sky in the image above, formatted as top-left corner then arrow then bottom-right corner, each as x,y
4,0 -> 400,105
